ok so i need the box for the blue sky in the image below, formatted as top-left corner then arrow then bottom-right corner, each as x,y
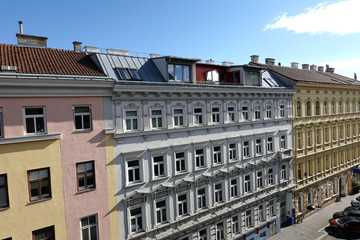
1,0 -> 359,78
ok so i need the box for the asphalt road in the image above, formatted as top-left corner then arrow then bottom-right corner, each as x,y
270,193 -> 360,240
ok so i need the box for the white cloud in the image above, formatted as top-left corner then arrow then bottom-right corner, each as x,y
264,0 -> 360,35
317,57 -> 360,78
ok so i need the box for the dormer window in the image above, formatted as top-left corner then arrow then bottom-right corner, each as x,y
116,68 -> 142,81
206,70 -> 219,83
168,64 -> 190,82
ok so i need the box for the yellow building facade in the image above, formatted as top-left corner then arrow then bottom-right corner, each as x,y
0,137 -> 67,239
292,83 -> 360,219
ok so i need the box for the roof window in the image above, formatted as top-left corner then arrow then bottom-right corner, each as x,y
116,68 -> 142,81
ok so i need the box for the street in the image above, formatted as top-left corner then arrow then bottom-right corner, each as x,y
271,193 -> 360,240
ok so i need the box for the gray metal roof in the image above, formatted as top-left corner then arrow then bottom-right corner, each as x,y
262,70 -> 285,87
92,53 -> 166,82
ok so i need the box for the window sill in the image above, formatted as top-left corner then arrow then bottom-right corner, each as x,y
174,171 -> 189,177
0,133 -> 61,145
27,197 -> 52,205
0,206 -> 9,211
194,167 -> 207,172
76,188 -> 96,195
125,181 -> 145,188
151,176 -> 169,183
73,129 -> 93,133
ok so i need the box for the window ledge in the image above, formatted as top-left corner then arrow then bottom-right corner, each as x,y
26,197 -> 52,205
125,182 -> 145,188
174,171 -> 189,177
73,129 -> 93,133
151,176 -> 169,183
76,188 -> 96,195
0,133 -> 61,145
0,206 -> 9,211
194,167 -> 207,172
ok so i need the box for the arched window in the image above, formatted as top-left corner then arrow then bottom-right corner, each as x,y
306,101 -> 311,116
296,101 -> 301,117
315,101 -> 320,115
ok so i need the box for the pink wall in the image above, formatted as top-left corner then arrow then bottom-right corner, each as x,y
1,97 -> 111,240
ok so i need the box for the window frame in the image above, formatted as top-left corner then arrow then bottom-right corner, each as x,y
130,206 -> 144,233
32,225 -> 55,240
73,106 -> 92,131
197,187 -> 207,210
76,161 -> 95,192
244,174 -> 252,193
125,110 -> 139,131
168,64 -> 191,82
213,146 -> 222,164
229,143 -> 237,161
193,107 -> 204,125
151,108 -> 163,129
155,199 -> 168,224
24,107 -> 46,134
245,209 -> 253,229
241,105 -> 249,121
177,193 -> 188,217
214,182 -> 224,204
0,174 -> 9,208
254,105 -> 261,120
116,68 -> 142,81
175,152 -> 187,174
28,168 -> 51,202
153,155 -> 166,179
173,108 -> 184,127
230,178 -> 239,198
243,140 -> 250,158
80,214 -> 98,240
227,106 -> 235,122
126,159 -> 142,185
211,106 -> 221,124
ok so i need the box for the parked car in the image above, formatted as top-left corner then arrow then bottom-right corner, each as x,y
329,216 -> 360,232
351,196 -> 360,206
333,210 -> 360,219
344,206 -> 360,211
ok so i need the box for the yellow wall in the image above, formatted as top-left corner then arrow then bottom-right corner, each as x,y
105,134 -> 119,240
0,139 -> 67,239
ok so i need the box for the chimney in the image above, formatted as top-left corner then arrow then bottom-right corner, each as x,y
84,46 -> 100,53
265,58 -> 275,65
150,53 -> 161,58
106,48 -> 129,55
328,67 -> 335,73
206,59 -> 215,64
250,55 -> 259,63
222,61 -> 234,66
73,41 -> 82,52
291,62 -> 299,68
302,64 -> 309,70
310,64 -> 317,71
317,66 -> 324,72
19,21 -> 23,34
16,21 -> 48,48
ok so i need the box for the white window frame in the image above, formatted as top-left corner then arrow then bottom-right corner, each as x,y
195,148 -> 206,168
197,187 -> 207,210
227,106 -> 235,122
243,141 -> 250,158
216,221 -> 225,240
211,106 -> 221,124
74,105 -> 92,131
255,138 -> 262,155
230,178 -> 239,198
241,105 -> 249,121
280,135 -> 286,149
81,214 -> 98,240
279,103 -> 285,118
126,159 -> 142,185
198,228 -> 208,240
244,174 -> 252,193
175,152 -> 187,174
269,200 -> 276,217
151,109 -> 163,129
256,171 -> 263,189
153,155 -> 166,179
231,215 -> 241,236
265,104 -> 272,119
125,109 -> 139,131
267,137 -> 273,153
194,107 -> 204,125
281,164 -> 287,180
229,143 -> 237,161
245,209 -> 253,229
24,107 -> 46,134
173,108 -> 184,127
258,204 -> 265,222
155,199 -> 167,224
213,146 -> 222,164
177,193 -> 188,217
268,168 -> 274,185
254,105 -> 261,120
214,182 -> 224,204
129,206 -> 143,233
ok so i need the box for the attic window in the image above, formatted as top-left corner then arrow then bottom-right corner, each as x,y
168,64 -> 190,82
116,68 -> 142,81
206,70 -> 219,83
244,70 -> 261,86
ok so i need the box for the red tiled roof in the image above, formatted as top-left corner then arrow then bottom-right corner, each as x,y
252,62 -> 360,87
0,44 -> 105,76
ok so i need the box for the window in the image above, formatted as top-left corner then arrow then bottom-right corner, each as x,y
24,107 -> 46,134
227,106 -> 235,122
230,178 -> 239,198
296,101 -> 301,117
177,194 -> 188,216
306,101 -> 311,116
130,207 -> 143,233
117,68 -> 141,80
232,215 -> 240,235
297,163 -> 302,179
197,188 -> 207,209
74,106 -> 91,130
317,157 -> 321,173
280,135 -> 286,149
325,184 -> 330,199
315,101 -> 320,115
0,174 -> 9,208
244,174 -> 251,193
174,108 -> 184,127
332,126 -> 336,141
195,149 -> 205,168
28,168 -> 51,201
339,101 -> 343,113
77,161 -> 95,191
324,101 -> 328,115
214,182 -> 223,203
127,160 -> 141,184
245,209 -> 253,228
213,146 -> 222,164
269,200 -> 275,216
243,141 -> 250,157
316,129 -> 320,145
198,229 -> 208,240
308,160 -> 312,177
298,196 -> 303,213
32,226 -> 54,240
331,101 -> 335,114
156,200 -> 167,224
254,105 -> 261,120
258,204 -> 265,222
267,137 -> 273,152
168,64 -> 190,82
256,171 -> 263,189
281,164 -> 287,180
206,70 -> 219,83
265,104 -> 272,119
268,168 -> 274,185
324,127 -> 329,143
307,130 -> 312,147
216,222 -> 225,240
125,110 -> 138,131
255,139 -> 262,155
153,156 -> 165,178
279,104 -> 285,118
194,107 -> 203,125
353,101 -> 356,112
151,109 -> 163,129
81,215 -> 98,240
212,107 -> 220,123
175,152 -> 186,173
297,132 -> 302,149
244,71 -> 261,86
241,106 -> 249,121
346,101 -> 350,113
0,108 -> 3,138
229,143 -> 237,161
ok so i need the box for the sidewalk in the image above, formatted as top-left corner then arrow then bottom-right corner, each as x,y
270,192 -> 360,240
